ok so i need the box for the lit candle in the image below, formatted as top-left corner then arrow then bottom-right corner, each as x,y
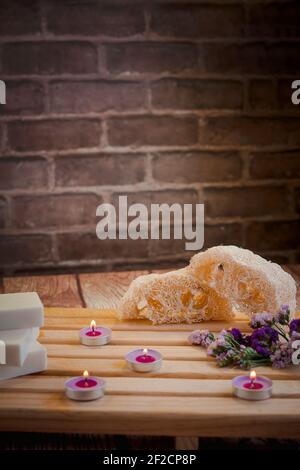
243,370 -> 263,390
136,348 -> 156,363
232,370 -> 272,400
65,370 -> 105,401
79,320 -> 111,346
125,347 -> 162,373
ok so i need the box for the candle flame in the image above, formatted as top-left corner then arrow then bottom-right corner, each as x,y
250,370 -> 256,381
143,348 -> 148,355
83,370 -> 89,379
90,320 -> 96,331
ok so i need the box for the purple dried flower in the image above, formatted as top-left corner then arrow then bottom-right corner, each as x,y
250,326 -> 279,357
216,350 -> 236,367
229,328 -> 243,342
249,312 -> 274,329
290,319 -> 300,335
188,329 -> 214,347
274,305 -> 291,325
291,331 -> 300,340
271,342 -> 293,369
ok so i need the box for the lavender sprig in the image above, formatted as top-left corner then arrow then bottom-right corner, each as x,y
188,305 -> 298,370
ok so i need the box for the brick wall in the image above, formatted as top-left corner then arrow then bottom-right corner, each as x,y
0,0 -> 300,275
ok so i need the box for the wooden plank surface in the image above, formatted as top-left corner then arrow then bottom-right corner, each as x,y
79,271 -> 149,309
3,274 -> 83,308
0,393 -> 300,438
0,267 -> 300,440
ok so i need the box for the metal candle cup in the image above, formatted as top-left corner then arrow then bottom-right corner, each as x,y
79,320 -> 111,346
232,370 -> 272,401
125,348 -> 162,373
65,370 -> 105,401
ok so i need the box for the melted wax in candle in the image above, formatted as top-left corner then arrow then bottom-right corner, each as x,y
243,382 -> 263,390
136,354 -> 156,363
76,378 -> 98,388
86,329 -> 102,337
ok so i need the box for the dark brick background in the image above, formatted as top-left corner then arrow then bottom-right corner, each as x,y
0,0 -> 299,274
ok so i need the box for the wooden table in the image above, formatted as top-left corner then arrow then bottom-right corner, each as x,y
0,267 -> 300,449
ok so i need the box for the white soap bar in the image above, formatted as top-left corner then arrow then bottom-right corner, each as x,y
0,340 -> 5,364
0,327 -> 39,366
0,341 -> 47,381
0,292 -> 44,330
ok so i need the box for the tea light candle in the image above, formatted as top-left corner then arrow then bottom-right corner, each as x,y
232,370 -> 272,401
125,347 -> 162,373
65,370 -> 105,401
79,320 -> 111,346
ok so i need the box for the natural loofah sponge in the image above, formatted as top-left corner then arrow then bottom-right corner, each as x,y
118,246 -> 297,324
118,268 -> 234,324
188,245 -> 297,318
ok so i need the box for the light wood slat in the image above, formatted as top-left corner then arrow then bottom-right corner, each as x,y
43,309 -> 250,332
43,318 -> 250,332
0,393 -> 299,438
45,344 -> 210,361
45,357 -> 300,380
1,376 -> 299,399
39,329 -> 197,346
3,275 -> 83,308
79,271 -> 149,309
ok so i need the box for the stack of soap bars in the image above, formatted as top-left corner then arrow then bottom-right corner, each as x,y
0,292 -> 47,380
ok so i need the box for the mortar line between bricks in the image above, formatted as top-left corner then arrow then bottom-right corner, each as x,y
2,109 -> 300,122
1,180 -> 296,196
1,214 -> 299,236
1,37 -> 300,44
1,74 -> 299,81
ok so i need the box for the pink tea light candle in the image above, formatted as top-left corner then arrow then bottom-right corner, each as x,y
65,370 -> 105,401
79,320 -> 112,346
125,348 -> 162,373
232,370 -> 273,401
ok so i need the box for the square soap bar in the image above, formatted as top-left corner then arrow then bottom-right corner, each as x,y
0,341 -> 47,381
0,292 -> 44,330
0,327 -> 39,366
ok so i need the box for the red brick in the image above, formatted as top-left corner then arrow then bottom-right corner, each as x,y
0,235 -> 52,266
112,189 -> 199,216
151,79 -> 243,110
197,42 -> 300,75
152,151 -> 242,183
0,157 -> 48,190
0,81 -> 44,115
249,151 -> 300,180
246,220 -> 300,251
151,4 -> 243,38
204,186 -> 289,218
55,153 -> 146,187
248,80 -> 277,110
12,194 -> 101,229
49,81 -> 146,113
246,2 -> 300,38
107,116 -> 198,147
279,79 -> 300,112
105,43 -> 197,74
2,42 -> 97,75
7,119 -> 101,151
57,232 -> 149,262
150,236 -> 194,257
0,0 -> 41,35
0,198 -> 8,229
46,1 -> 144,36
199,117 -> 300,147
205,223 -> 243,248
